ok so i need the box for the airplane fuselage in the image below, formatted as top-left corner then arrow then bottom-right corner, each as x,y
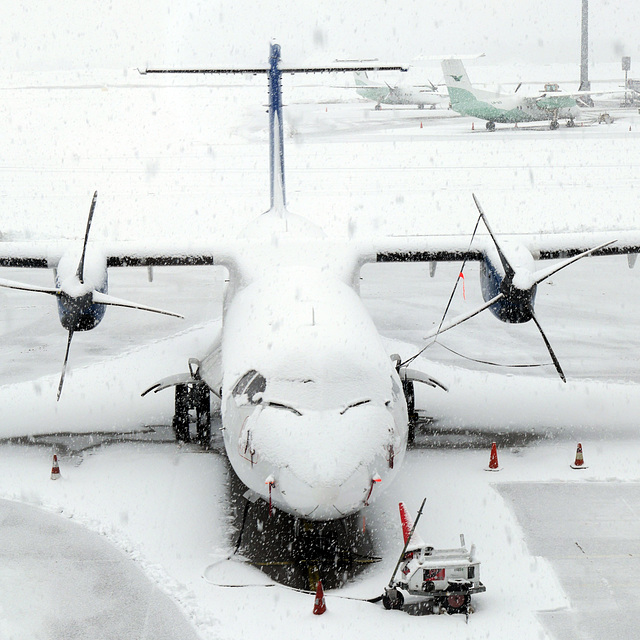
200,212 -> 408,520
447,86 -> 579,124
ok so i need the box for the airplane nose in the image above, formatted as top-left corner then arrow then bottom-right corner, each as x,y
246,403 -> 401,519
277,464 -> 374,520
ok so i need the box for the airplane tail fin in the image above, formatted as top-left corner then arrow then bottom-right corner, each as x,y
353,71 -> 370,86
441,58 -> 474,92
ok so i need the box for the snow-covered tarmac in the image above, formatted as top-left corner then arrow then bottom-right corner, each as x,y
0,68 -> 639,638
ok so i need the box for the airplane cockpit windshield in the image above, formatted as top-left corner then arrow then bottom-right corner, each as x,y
232,369 -> 266,404
231,368 -> 390,414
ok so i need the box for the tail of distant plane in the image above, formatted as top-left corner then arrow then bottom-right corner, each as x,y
441,58 -> 474,93
353,71 -> 370,86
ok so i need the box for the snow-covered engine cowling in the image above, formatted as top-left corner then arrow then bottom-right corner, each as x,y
55,248 -> 108,331
479,242 -> 537,323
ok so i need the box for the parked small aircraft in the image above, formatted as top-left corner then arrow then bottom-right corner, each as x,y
354,71 -> 445,109
0,45 -> 639,523
442,58 -> 590,130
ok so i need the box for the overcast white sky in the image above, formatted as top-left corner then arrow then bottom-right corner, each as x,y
0,1 -> 637,72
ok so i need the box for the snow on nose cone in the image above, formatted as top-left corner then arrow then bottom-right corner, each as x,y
278,464 -> 374,520
249,403 -> 397,518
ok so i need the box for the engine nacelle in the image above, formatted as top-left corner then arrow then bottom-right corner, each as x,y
479,243 -> 537,324
55,248 -> 108,331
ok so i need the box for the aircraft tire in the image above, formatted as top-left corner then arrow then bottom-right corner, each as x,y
194,383 -> 211,448
486,121 -> 496,132
172,384 -> 190,443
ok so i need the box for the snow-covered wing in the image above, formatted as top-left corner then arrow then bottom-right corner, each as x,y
0,239 -> 234,269
359,229 -> 640,264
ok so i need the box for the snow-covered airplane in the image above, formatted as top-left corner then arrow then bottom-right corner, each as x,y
442,58 -> 588,130
0,44 -> 639,523
354,71 -> 446,110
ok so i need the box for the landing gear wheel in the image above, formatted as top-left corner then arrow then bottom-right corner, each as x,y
402,379 -> 417,445
418,104 -> 425,110
171,381 -> 212,448
550,120 -> 559,130
382,589 -> 404,610
566,118 -> 575,128
194,382 -> 211,448
173,384 -> 190,443
486,121 -> 496,131
375,104 -> 382,111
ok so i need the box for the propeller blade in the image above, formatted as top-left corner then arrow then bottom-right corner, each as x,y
91,290 -> 183,318
76,190 -> 98,284
0,277 -> 61,296
472,194 -> 515,281
532,240 -> 617,285
57,328 -> 75,401
531,311 -> 566,383
515,82 -> 522,93
423,293 -> 504,341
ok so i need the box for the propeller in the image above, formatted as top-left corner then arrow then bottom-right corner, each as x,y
0,191 -> 183,400
471,194 -> 615,383
404,196 -> 615,380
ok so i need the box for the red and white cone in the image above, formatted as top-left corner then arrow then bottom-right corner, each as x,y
50,454 -> 61,480
570,443 -> 588,469
313,580 -> 327,615
485,442 -> 501,471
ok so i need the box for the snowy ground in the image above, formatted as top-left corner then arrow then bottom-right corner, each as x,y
0,66 -> 639,639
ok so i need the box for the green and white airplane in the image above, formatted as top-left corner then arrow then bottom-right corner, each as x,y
442,59 -> 583,131
354,71 -> 446,110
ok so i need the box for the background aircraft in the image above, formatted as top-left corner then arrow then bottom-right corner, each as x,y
442,58 -> 585,130
354,71 -> 446,109
1,45 -> 639,525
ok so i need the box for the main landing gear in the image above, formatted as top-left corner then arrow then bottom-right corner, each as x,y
486,121 -> 496,131
172,379 -> 211,448
141,358 -> 215,448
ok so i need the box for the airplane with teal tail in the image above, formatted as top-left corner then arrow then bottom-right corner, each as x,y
442,59 -> 583,131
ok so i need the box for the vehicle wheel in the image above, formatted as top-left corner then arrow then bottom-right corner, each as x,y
445,592 -> 470,614
382,590 -> 404,610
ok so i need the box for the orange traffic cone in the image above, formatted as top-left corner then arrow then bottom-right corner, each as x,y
570,443 -> 588,469
313,580 -> 327,615
485,442 -> 501,471
420,121 -> 423,129
471,121 -> 475,131
50,454 -> 61,480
